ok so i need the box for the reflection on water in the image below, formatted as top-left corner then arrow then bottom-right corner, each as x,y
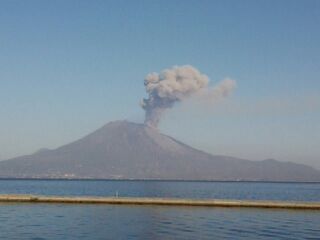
0,204 -> 319,239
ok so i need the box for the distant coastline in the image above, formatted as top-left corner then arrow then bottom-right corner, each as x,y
0,178 -> 320,183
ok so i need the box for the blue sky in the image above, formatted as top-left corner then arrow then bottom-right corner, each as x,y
0,0 -> 319,168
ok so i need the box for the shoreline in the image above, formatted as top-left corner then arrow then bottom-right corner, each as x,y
0,195 -> 320,210
0,178 -> 320,184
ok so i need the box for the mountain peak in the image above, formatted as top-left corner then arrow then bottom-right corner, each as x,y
101,120 -> 152,131
0,120 -> 319,181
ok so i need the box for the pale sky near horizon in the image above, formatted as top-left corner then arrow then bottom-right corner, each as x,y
0,0 -> 319,169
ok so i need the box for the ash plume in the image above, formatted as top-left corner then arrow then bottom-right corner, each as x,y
141,65 -> 236,128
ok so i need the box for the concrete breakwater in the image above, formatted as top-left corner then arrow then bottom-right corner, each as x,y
0,195 -> 319,210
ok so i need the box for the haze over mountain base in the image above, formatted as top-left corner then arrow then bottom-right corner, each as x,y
0,121 -> 319,182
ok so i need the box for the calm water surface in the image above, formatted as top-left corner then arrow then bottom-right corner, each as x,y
0,180 -> 319,239
0,203 -> 319,240
0,179 -> 319,201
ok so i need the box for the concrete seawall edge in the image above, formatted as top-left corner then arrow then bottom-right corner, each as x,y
0,195 -> 319,210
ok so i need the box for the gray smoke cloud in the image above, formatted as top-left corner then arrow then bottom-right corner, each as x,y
141,65 -> 236,128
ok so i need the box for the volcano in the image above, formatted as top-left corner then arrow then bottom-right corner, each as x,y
0,120 -> 319,181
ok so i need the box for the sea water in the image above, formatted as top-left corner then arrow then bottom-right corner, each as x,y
0,180 -> 319,239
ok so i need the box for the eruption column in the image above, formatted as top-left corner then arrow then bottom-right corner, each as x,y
141,65 -> 236,128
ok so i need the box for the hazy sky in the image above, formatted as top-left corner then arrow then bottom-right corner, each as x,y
0,0 -> 319,168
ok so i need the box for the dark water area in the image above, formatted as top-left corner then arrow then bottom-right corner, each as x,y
0,180 -> 319,239
0,179 -> 319,201
0,203 -> 319,240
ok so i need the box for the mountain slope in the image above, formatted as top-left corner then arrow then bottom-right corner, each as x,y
0,121 -> 319,181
